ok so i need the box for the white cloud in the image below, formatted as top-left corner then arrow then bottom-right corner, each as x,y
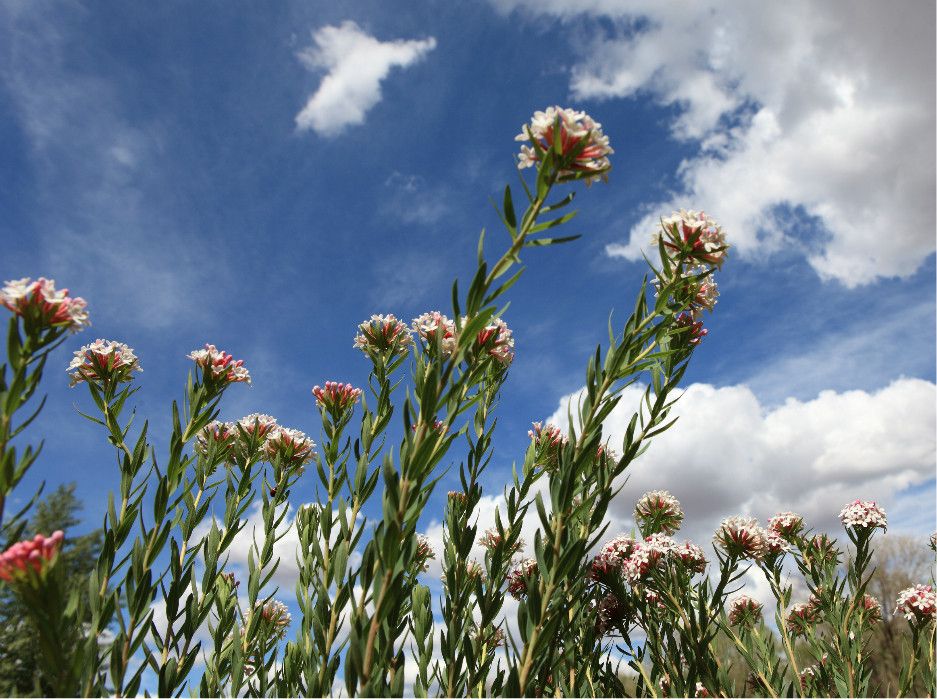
295,21 -> 436,137
545,378 -> 936,548
491,0 -> 936,286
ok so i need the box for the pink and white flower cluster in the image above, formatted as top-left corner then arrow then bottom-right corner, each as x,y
195,414 -> 315,471
768,511 -> 805,540
528,421 -> 567,470
838,500 -> 887,531
591,535 -> 637,577
258,599 -> 291,640
412,312 -> 457,358
728,595 -> 763,627
312,381 -> 363,416
786,600 -> 819,636
894,584 -> 936,625
354,314 -> 413,356
187,344 -> 250,385
507,559 -> 538,599
0,530 -> 64,584
634,490 -> 684,535
714,516 -> 766,560
515,106 -> 613,184
470,316 -> 515,366
1,277 -> 89,332
415,534 -> 436,572
623,533 -> 677,583
479,528 -> 524,556
655,210 -> 729,269
67,339 -> 142,387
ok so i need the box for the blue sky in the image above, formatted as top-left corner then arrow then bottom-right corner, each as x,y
1,0 -> 935,659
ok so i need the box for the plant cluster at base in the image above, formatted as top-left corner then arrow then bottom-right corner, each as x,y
0,105 -> 932,698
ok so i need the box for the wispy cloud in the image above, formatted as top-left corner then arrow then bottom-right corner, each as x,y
295,21 -> 436,137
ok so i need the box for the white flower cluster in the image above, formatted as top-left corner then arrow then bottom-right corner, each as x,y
412,311 -> 457,358
187,344 -> 250,384
653,210 -> 729,269
515,106 -> 613,184
838,500 -> 887,531
354,314 -> 413,355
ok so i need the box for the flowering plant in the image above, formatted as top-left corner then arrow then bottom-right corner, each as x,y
0,106 -> 932,699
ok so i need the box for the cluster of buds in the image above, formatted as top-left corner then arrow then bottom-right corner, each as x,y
634,490 -> 684,535
714,516 -> 766,560
596,592 -> 628,635
67,339 -> 142,387
654,210 -> 729,269
673,312 -> 708,346
415,534 -> 435,573
353,314 -> 413,357
472,625 -> 506,651
0,531 -> 64,585
312,381 -> 363,420
591,535 -> 637,577
786,601 -> 820,636
1,277 -> 89,333
894,584 -> 936,625
528,421 -> 567,471
412,311 -> 457,359
838,499 -> 887,532
507,559 -> 538,599
595,443 -> 621,469
515,106 -> 613,184
478,528 -> 524,557
768,511 -> 805,541
728,595 -> 764,628
468,316 -> 515,366
257,599 -> 291,641
187,344 -> 250,389
412,418 -> 448,437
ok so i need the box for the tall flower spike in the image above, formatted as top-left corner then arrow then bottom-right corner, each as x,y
354,314 -> 413,356
0,530 -> 64,585
67,339 -> 142,387
187,344 -> 250,387
1,277 -> 89,333
515,106 -> 613,184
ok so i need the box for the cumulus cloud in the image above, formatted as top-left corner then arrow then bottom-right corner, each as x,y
545,378 -> 936,548
295,21 -> 436,137
491,0 -> 936,286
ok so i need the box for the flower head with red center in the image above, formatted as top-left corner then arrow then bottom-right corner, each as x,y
714,516 -> 766,560
654,210 -> 729,269
728,595 -> 763,628
634,490 -> 684,535
263,426 -> 316,473
468,316 -> 515,366
478,528 -> 524,556
894,585 -> 936,625
195,420 -> 236,463
786,601 -> 819,636
507,559 -> 538,599
412,311 -> 457,359
591,535 -> 637,577
0,530 -> 64,585
67,339 -> 142,387
528,421 -> 567,471
768,511 -> 805,541
1,277 -> 89,333
673,541 -> 707,575
623,533 -> 676,583
838,500 -> 887,532
187,344 -> 250,388
515,106 -> 613,184
312,381 -> 363,419
354,314 -> 413,357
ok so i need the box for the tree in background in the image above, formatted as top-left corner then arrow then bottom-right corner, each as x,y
0,483 -> 103,696
865,534 -> 934,697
